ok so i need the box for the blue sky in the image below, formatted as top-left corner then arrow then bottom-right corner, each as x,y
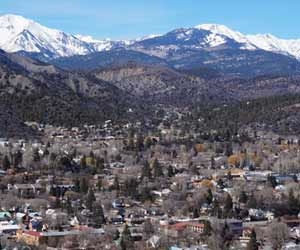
0,0 -> 299,40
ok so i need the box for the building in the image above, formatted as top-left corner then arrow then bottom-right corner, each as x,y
8,183 -> 44,198
163,222 -> 205,238
17,228 -> 104,247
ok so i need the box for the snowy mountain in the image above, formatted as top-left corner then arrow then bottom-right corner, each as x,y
0,14 -> 132,59
128,27 -> 245,59
0,14 -> 96,59
197,24 -> 300,59
74,35 -> 133,52
129,24 -> 300,60
1,14 -> 300,62
0,14 -> 141,60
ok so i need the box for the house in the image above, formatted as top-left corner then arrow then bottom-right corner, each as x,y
146,235 -> 161,248
228,168 -> 246,179
129,226 -> 143,241
226,219 -> 243,236
170,245 -> 208,250
0,170 -> 6,177
126,213 -> 145,225
0,211 -> 12,221
274,175 -> 295,185
281,216 -> 300,227
17,228 -> 104,247
112,199 -> 125,209
0,138 -> 9,147
248,209 -> 267,221
8,183 -> 44,198
244,171 -> 273,182
163,222 -> 205,238
0,223 -> 20,236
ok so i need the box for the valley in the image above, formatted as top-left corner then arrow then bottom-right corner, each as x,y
1,11 -> 300,250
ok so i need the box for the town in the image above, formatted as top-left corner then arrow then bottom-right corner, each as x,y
0,106 -> 299,250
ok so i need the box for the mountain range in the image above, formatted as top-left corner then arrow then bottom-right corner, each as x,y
1,14 -> 300,137
1,14 -> 300,62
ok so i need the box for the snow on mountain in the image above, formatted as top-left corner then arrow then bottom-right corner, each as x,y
196,24 -> 248,44
1,14 -> 300,61
74,35 -> 116,51
246,34 -> 300,59
137,34 -> 162,41
196,23 -> 300,59
0,14 -> 94,58
74,35 -> 135,51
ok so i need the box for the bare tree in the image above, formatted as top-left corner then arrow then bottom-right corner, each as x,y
267,221 -> 289,250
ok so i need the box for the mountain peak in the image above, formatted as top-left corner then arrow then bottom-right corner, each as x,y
0,14 -> 31,23
196,23 -> 231,31
1,14 -> 300,61
0,13 -> 95,58
0,14 -> 33,34
195,23 -> 248,43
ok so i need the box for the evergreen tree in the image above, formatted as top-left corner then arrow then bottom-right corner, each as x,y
49,186 -> 56,196
167,165 -> 174,178
13,150 -> 23,168
74,178 -> 80,192
203,221 -> 212,236
267,175 -> 277,188
86,189 -> 96,211
43,148 -> 49,157
193,208 -> 200,218
70,148 -> 77,159
247,229 -> 259,250
89,151 -> 95,158
120,224 -> 133,250
122,224 -> 132,241
211,156 -> 215,169
128,129 -> 135,151
153,159 -> 163,178
32,148 -> 40,162
239,190 -> 248,203
50,152 -> 57,165
113,175 -> 120,192
206,188 -> 213,204
143,219 -> 155,238
97,179 -> 102,191
103,150 -> 108,163
227,171 -> 233,180
217,178 -> 225,189
293,174 -> 298,183
221,222 -> 233,249
225,142 -> 233,157
212,199 -> 222,218
139,186 -> 153,202
80,155 -> 87,170
93,201 -> 105,228
55,195 -> 61,209
136,133 -> 144,152
141,161 -> 152,179
2,155 -> 10,170
65,198 -> 73,215
288,189 -> 299,215
144,137 -> 152,149
123,178 -> 138,198
224,194 -> 233,218
247,195 -> 258,209
172,150 -> 177,159
80,177 -> 89,194
90,157 -> 96,168
120,237 -> 126,250
96,157 -> 105,174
